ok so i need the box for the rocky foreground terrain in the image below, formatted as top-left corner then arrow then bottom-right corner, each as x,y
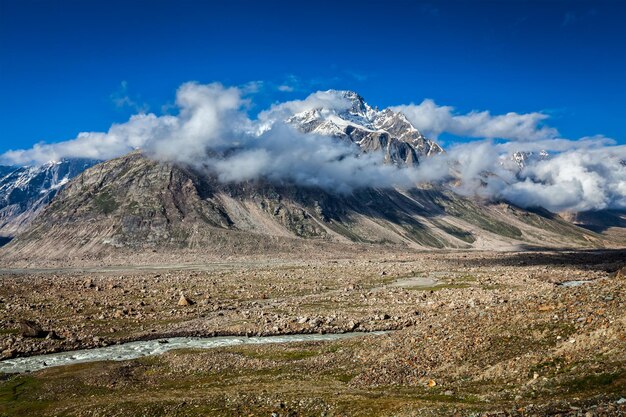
0,249 -> 624,416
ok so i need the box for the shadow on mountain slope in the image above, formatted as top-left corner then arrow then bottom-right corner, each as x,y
567,210 -> 626,233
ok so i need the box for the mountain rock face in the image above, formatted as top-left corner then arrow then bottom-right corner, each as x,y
1,152 -> 608,262
287,91 -> 443,166
0,159 -> 97,236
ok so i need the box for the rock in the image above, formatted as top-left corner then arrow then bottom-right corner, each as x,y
19,320 -> 46,337
427,379 -> 437,387
347,320 -> 359,331
178,293 -> 194,306
45,330 -> 60,340
1,348 -> 16,359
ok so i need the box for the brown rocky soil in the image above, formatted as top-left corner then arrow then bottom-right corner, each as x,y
1,249 -> 625,416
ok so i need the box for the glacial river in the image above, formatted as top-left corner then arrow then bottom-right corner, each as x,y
0,331 -> 387,374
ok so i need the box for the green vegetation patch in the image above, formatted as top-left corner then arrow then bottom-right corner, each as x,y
231,347 -> 321,361
404,224 -> 446,248
93,191 -> 119,215
559,371 -> 625,394
431,219 -> 476,243
437,197 -> 523,239
0,375 -> 50,416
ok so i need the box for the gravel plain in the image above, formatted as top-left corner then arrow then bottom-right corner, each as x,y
0,249 -> 624,416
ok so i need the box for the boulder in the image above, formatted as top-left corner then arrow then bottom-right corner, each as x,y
19,320 -> 46,338
178,293 -> 194,306
45,330 -> 60,340
347,320 -> 360,331
1,348 -> 16,359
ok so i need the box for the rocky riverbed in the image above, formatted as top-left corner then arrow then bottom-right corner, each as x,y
1,249 -> 625,416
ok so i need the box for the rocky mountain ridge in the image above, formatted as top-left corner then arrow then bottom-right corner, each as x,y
0,151 -> 609,263
286,90 -> 444,166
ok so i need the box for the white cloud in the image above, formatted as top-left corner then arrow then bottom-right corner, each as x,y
259,90 -> 352,120
2,82 -> 248,166
391,99 -> 559,141
277,84 -> 295,92
208,123 -> 417,193
110,81 -> 149,113
1,113 -> 172,164
0,84 -> 416,193
501,146 -> 626,212
444,141 -> 626,212
240,80 -> 264,94
494,135 -> 616,154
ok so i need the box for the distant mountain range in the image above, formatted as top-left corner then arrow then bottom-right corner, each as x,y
1,151 -> 610,262
0,91 -> 620,260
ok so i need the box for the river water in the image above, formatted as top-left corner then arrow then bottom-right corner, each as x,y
0,331 -> 387,374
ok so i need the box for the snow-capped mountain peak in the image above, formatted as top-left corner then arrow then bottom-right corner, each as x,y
0,158 -> 98,236
511,150 -> 550,169
286,90 -> 443,165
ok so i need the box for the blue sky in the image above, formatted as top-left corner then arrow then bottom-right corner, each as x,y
1,0 -> 625,155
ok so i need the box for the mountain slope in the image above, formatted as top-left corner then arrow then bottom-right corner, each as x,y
1,152 -> 609,263
0,159 -> 97,236
560,209 -> 626,243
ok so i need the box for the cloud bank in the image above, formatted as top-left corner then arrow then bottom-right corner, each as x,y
2,82 -> 625,213
440,141 -> 626,213
391,99 -> 559,141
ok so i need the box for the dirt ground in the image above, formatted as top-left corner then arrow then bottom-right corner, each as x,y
1,249 -> 625,416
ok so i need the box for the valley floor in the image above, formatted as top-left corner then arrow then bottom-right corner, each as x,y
1,249 -> 625,416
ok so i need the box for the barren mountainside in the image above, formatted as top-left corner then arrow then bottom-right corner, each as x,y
0,151 -> 609,262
